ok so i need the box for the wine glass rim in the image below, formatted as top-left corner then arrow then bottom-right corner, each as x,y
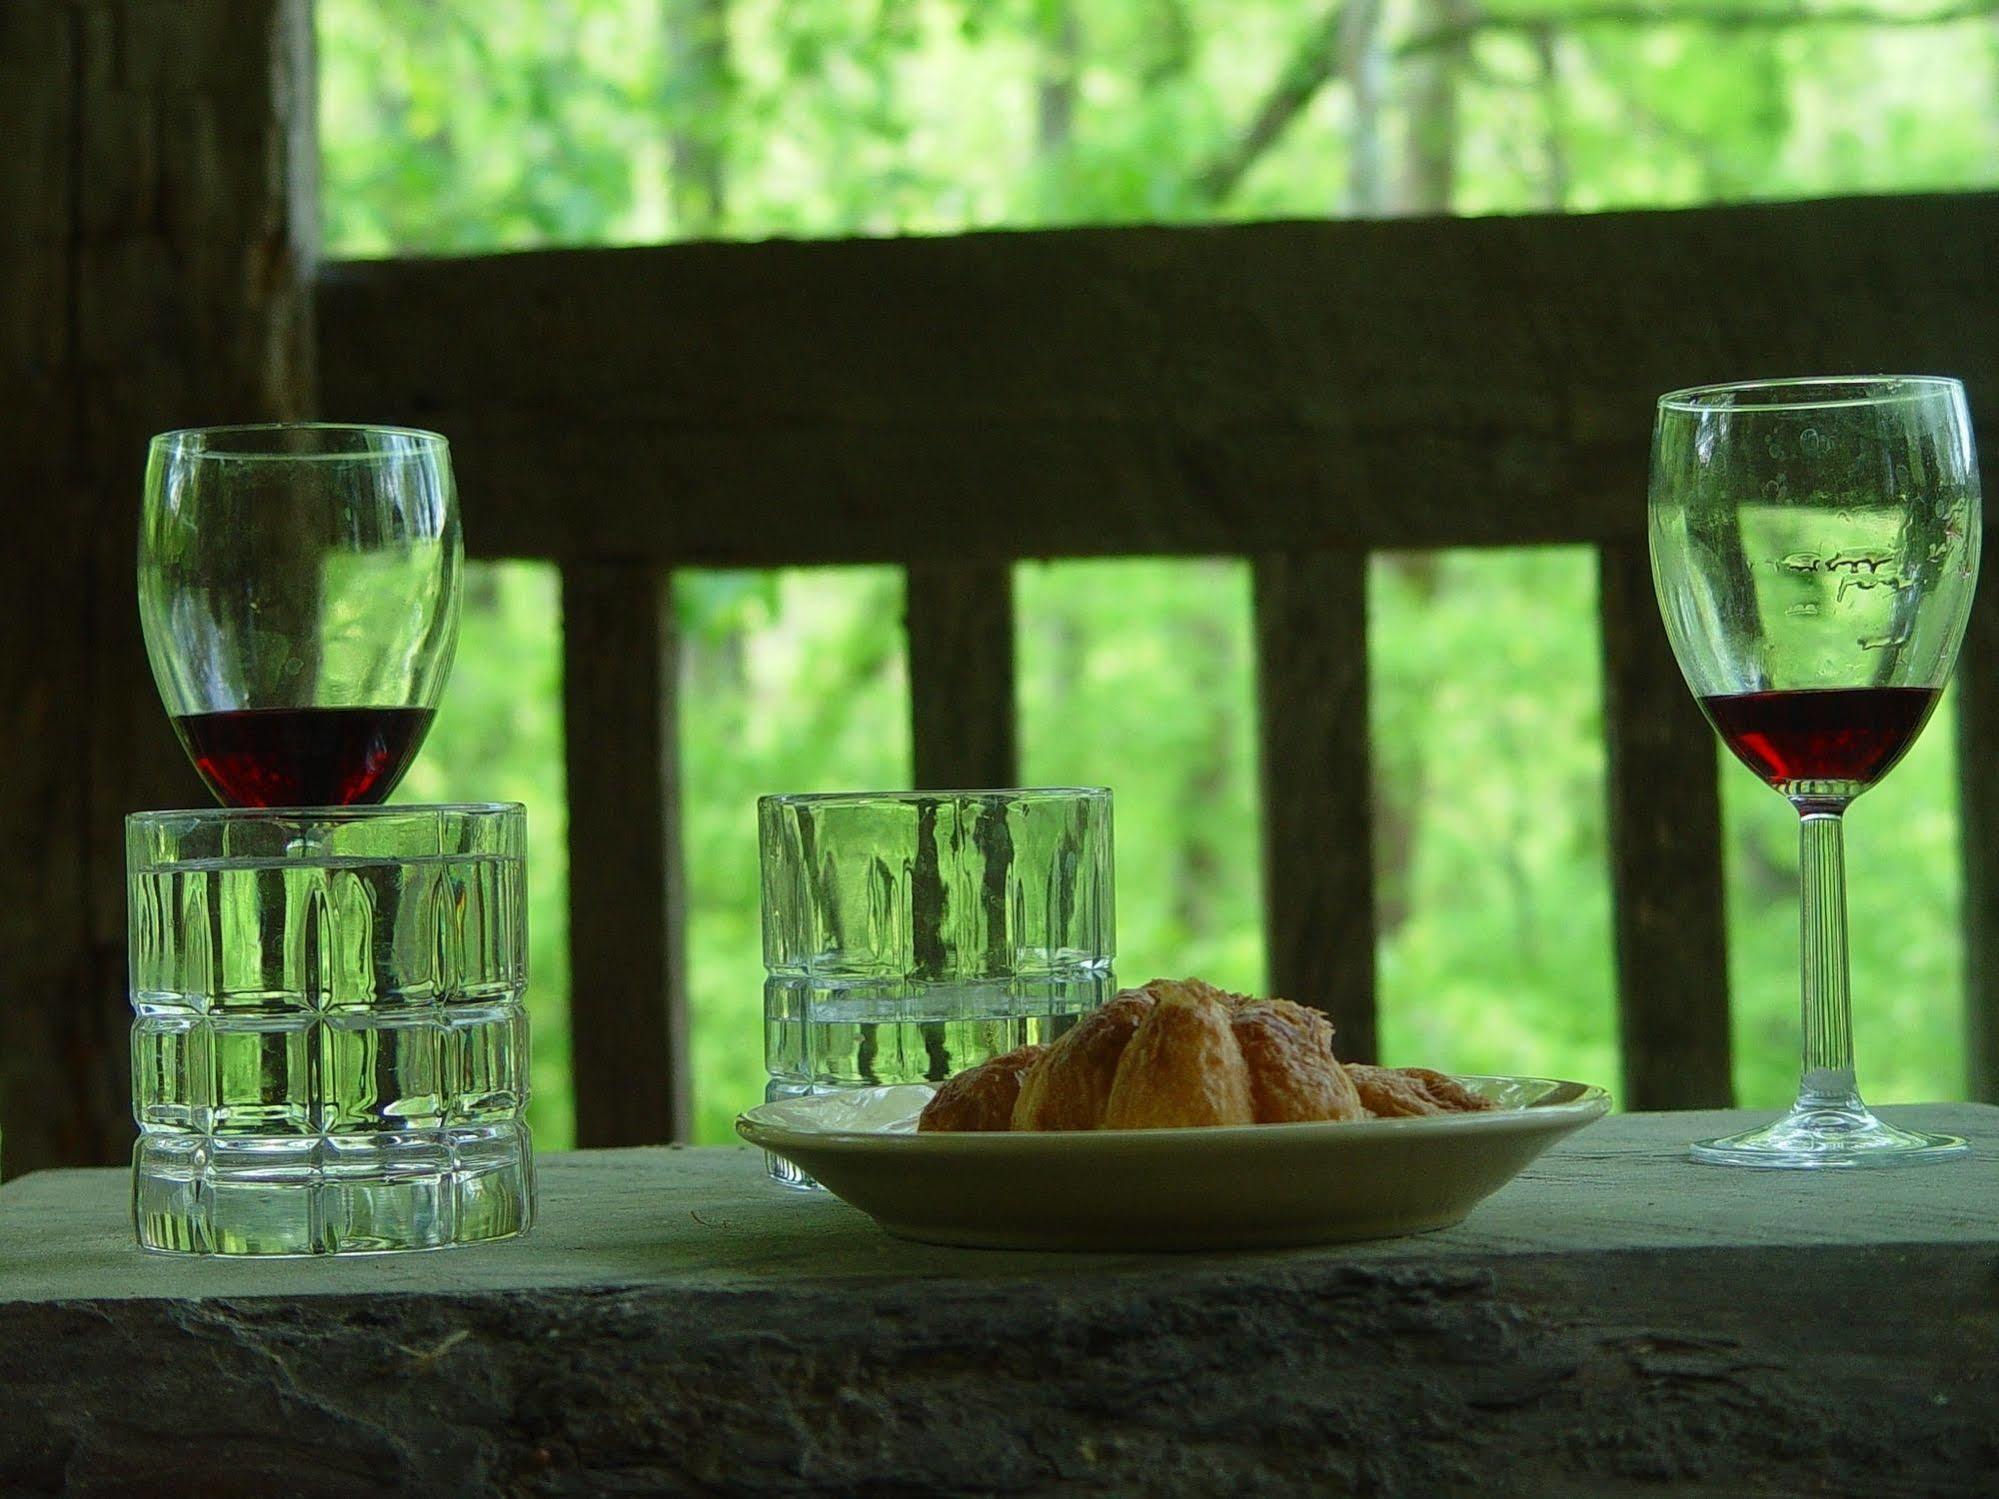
149,422 -> 449,460
1657,374 -> 1964,414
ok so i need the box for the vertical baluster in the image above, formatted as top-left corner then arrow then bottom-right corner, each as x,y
561,562 -> 689,1144
905,563 -> 1018,789
1252,551 -> 1378,1060
1598,539 -> 1734,1108
1958,524 -> 1999,1100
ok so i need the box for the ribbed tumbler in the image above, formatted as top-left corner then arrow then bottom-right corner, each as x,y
759,787 -> 1115,1185
127,803 -> 534,1254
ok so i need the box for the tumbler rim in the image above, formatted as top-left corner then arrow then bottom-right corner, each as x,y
1656,374 -> 1963,415
127,801 -> 523,828
759,786 -> 1109,810
148,422 -> 450,461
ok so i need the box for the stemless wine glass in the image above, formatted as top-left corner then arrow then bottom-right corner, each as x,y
139,423 -> 461,807
1650,375 -> 1980,1168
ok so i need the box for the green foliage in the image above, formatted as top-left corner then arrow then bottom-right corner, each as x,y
324,0 -> 1998,1139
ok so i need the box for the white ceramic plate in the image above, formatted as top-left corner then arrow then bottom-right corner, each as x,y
736,1075 -> 1609,1251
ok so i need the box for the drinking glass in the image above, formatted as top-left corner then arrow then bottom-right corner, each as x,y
759,787 -> 1115,1185
1649,375 -> 1980,1167
128,803 -> 533,1254
139,423 -> 461,808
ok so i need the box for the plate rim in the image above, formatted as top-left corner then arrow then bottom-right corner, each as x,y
737,1073 -> 1611,1153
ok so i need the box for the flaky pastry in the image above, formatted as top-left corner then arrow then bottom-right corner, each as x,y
918,977 -> 1495,1133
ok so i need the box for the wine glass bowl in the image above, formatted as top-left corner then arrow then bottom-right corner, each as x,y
139,423 -> 461,808
1649,375 -> 1980,1167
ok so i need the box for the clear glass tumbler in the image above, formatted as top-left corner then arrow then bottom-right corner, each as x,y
127,803 -> 535,1253
759,787 -> 1116,1185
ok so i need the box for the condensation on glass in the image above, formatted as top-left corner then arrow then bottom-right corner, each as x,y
127,803 -> 534,1254
757,787 -> 1116,1186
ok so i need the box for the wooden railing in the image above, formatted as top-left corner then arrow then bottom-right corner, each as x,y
12,0 -> 1995,1178
316,194 -> 1999,1142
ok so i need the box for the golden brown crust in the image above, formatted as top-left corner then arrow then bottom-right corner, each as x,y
1230,999 -> 1366,1123
1100,984 -> 1254,1129
924,979 -> 1491,1133
1010,989 -> 1156,1131
1348,1064 -> 1495,1118
917,1043 -> 1047,1132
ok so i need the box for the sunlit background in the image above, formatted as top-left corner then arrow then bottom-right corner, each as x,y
331,0 -> 1999,1143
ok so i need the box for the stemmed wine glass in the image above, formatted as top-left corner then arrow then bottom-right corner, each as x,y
139,423 -> 461,808
1650,376 -> 1980,1167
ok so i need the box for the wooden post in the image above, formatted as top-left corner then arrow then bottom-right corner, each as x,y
0,1 -> 316,1176
1597,540 -> 1734,1109
905,563 -> 1017,789
1252,551 -> 1378,1060
1959,521 -> 1999,1101
561,562 -> 690,1144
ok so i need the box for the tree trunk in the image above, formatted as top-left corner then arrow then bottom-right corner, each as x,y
1036,0 -> 1079,159
1340,0 -> 1387,216
1398,0 -> 1472,213
666,0 -> 731,237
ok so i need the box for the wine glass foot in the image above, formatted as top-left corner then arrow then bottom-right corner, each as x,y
1690,1105 -> 1966,1169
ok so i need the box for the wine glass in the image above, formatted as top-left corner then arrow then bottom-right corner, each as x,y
139,423 -> 461,808
1650,376 -> 1980,1167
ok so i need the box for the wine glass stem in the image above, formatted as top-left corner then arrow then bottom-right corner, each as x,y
1797,810 -> 1862,1111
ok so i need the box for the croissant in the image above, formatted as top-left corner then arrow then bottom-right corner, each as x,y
917,977 -> 1495,1133
917,1042 -> 1046,1132
1347,1064 -> 1494,1118
1100,984 -> 1254,1129
1010,989 -> 1155,1131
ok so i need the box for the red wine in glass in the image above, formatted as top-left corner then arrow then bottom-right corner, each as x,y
173,706 -> 436,809
141,424 -> 459,810
1699,686 -> 1942,801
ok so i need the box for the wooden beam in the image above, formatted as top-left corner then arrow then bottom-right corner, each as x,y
318,193 -> 1999,565
1597,540 -> 1733,1109
561,562 -> 690,1145
1253,551 -> 1377,1060
0,0 -> 315,1176
906,564 -> 1017,789
1960,518 -> 1999,1101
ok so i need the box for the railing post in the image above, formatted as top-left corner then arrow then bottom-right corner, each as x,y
0,0 -> 315,1175
561,562 -> 690,1144
1598,539 -> 1734,1109
905,563 -> 1018,788
1252,551 -> 1378,1060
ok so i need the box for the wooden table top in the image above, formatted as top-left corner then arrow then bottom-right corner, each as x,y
0,1104 -> 1991,1496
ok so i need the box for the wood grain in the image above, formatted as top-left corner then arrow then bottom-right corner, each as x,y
0,0 -> 314,1176
318,193 -> 1999,565
560,562 -> 690,1145
1253,552 -> 1376,1059
1597,540 -> 1734,1109
905,563 -> 1017,789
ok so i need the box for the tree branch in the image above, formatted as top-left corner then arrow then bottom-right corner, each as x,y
1195,3 -> 1349,206
1402,1 -> 1999,56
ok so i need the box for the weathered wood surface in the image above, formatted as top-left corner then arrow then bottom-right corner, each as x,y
560,563 -> 690,1145
0,0 -> 314,1177
1597,541 -> 1734,1110
1253,551 -> 1377,1059
318,193 -> 1999,566
0,1106 -> 1992,1497
905,562 -> 1018,788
